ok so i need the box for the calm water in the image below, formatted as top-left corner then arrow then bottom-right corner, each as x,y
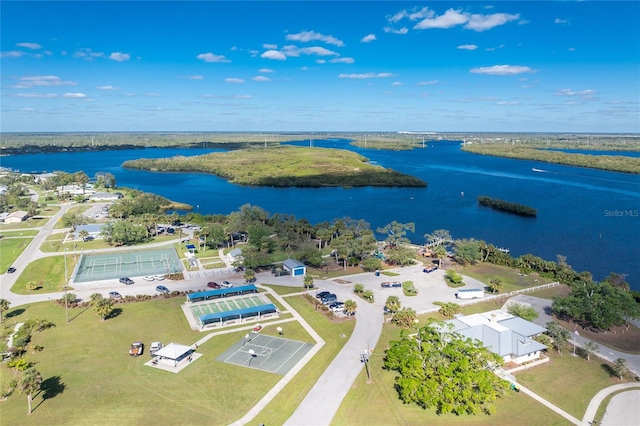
3,140 -> 639,289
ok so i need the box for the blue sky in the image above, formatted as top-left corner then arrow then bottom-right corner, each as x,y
1,1 -> 638,133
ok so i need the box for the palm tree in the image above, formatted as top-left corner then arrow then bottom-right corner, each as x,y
78,229 -> 89,242
19,368 -> 43,415
94,298 -> 114,321
432,245 -> 447,268
0,298 -> 10,324
384,296 -> 401,314
344,299 -> 357,316
303,274 -> 314,289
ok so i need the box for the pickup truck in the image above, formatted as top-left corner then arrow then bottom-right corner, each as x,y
129,342 -> 144,357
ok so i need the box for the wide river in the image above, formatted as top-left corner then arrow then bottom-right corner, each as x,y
3,139 -> 639,289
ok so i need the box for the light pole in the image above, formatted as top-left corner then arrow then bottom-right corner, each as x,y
64,248 -> 69,323
361,348 -> 371,383
248,349 -> 255,366
244,333 -> 250,346
277,327 -> 283,338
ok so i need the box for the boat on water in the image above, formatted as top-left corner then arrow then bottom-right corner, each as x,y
496,247 -> 510,254
532,168 -> 544,172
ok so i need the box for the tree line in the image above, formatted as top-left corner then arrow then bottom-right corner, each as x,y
477,195 -> 537,217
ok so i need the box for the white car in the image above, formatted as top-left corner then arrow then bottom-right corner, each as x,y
153,275 -> 165,281
143,276 -> 155,282
221,281 -> 233,288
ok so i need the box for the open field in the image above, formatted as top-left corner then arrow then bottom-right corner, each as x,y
456,263 -> 553,292
10,255 -> 78,294
0,237 -> 32,271
0,218 -> 49,231
0,293 -> 353,425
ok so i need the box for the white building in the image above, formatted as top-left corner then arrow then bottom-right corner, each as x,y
444,310 -> 547,364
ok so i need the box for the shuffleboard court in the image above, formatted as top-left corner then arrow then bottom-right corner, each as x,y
187,295 -> 268,320
73,248 -> 182,283
217,333 -> 314,375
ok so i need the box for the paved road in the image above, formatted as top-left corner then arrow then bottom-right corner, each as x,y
582,384 -> 640,426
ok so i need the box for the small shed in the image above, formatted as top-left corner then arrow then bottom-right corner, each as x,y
283,259 -> 306,276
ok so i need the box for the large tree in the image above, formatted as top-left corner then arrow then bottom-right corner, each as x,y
377,221 -> 415,248
424,229 -> 452,248
384,322 -> 509,415
385,295 -> 401,314
546,322 -> 570,355
507,303 -> 539,322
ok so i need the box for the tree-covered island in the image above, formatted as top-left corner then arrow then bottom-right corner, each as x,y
122,146 -> 427,188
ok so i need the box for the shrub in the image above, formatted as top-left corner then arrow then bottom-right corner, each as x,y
402,281 -> 418,296
444,270 -> 465,287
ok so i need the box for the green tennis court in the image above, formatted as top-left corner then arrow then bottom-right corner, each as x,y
188,295 -> 267,318
217,333 -> 315,375
73,247 -> 182,282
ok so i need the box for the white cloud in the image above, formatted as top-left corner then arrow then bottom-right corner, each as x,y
109,52 -> 130,62
417,80 -> 439,85
338,72 -> 394,79
361,34 -> 376,43
182,75 -> 204,80
252,76 -> 270,82
568,47 -> 576,52
330,57 -> 355,64
225,78 -> 245,83
383,27 -> 409,35
457,44 -> 478,50
554,18 -> 568,24
12,93 -> 57,98
20,108 -> 35,112
414,8 -> 468,29
284,46 -> 339,57
497,101 -> 518,105
62,92 -> 87,98
0,51 -> 25,58
196,52 -> 231,63
316,59 -> 326,64
16,42 -> 42,50
465,13 -> 520,31
96,85 -> 119,90
286,31 -> 344,47
470,65 -> 536,75
518,19 -> 530,25
10,75 -> 76,89
263,44 -> 278,49
261,50 -> 287,60
259,68 -> 274,73
556,88 -> 596,99
74,48 -> 105,59
234,94 -> 252,99
391,81 -> 403,86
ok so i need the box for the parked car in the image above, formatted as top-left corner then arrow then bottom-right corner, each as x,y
154,275 -> 165,281
245,277 -> 257,283
119,277 -> 134,285
156,285 -> 170,294
221,281 -> 233,288
329,302 -> 345,313
321,294 -> 337,305
108,291 -> 122,299
129,342 -> 143,357
6,267 -> 16,274
150,341 -> 163,356
316,291 -> 331,299
207,281 -> 221,289
143,276 -> 155,282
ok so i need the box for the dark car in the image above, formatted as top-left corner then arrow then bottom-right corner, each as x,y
155,285 -> 170,294
109,291 -> 122,299
316,291 -> 331,299
119,277 -> 134,285
207,281 -> 221,289
6,267 -> 16,274
321,294 -> 337,305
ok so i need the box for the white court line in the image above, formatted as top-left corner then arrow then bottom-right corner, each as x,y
274,342 -> 309,375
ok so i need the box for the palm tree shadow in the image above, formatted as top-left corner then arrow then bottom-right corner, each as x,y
32,376 -> 66,413
69,305 -> 91,322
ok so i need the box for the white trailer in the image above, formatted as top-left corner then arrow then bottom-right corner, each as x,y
456,288 -> 485,299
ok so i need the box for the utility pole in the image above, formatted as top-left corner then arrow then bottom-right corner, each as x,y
64,248 -> 69,323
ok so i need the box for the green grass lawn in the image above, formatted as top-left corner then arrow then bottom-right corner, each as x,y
515,349 -> 632,419
457,263 -> 553,293
41,233 -> 179,253
0,293 -> 353,425
0,217 -> 49,232
10,255 -> 78,294
0,237 -> 32,271
262,283 -> 307,296
332,322 -> 571,426
0,230 -> 39,237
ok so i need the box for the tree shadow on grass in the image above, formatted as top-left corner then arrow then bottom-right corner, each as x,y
600,363 -> 618,378
106,308 -> 123,320
5,308 -> 26,319
32,376 -> 66,413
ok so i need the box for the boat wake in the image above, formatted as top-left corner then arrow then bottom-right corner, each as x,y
532,168 -> 548,173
